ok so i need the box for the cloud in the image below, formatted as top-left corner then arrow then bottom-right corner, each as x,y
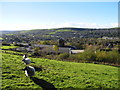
110,23 -> 118,27
55,22 -> 118,29
0,22 -> 118,31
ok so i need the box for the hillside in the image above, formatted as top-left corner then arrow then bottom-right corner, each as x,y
2,53 -> 119,89
2,27 -> 119,43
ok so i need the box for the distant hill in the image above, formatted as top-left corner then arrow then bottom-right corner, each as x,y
2,27 -> 119,43
2,27 -> 119,33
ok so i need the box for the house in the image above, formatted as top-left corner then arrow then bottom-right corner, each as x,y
15,42 -> 30,47
70,50 -> 84,54
34,44 -> 85,55
58,47 -> 71,53
14,41 -> 83,54
102,37 -> 119,40
15,47 -> 34,52
34,44 -> 72,54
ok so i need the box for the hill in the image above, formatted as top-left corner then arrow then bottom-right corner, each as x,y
2,53 -> 119,89
2,27 -> 119,44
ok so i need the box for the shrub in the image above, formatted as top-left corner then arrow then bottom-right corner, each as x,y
95,51 -> 108,62
95,50 -> 120,64
58,53 -> 69,60
70,50 -> 96,62
106,50 -> 120,64
70,50 -> 120,64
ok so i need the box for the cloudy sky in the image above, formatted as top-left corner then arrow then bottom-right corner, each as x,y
0,0 -> 118,31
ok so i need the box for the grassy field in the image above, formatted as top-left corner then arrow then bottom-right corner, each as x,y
1,46 -> 18,49
49,29 -> 72,34
2,53 -> 119,89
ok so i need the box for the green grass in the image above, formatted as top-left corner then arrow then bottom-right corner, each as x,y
1,46 -> 18,49
0,37 -> 3,40
57,29 -> 72,32
2,53 -> 119,89
49,32 -> 56,34
49,29 -> 72,34
1,50 -> 27,55
5,34 -> 14,35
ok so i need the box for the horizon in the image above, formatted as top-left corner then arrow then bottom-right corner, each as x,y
1,26 -> 118,31
0,2 -> 118,31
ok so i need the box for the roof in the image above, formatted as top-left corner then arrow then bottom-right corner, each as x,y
34,44 -> 53,47
71,50 -> 84,54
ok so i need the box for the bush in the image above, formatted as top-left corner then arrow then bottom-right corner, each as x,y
70,50 -> 120,64
58,53 -> 69,60
70,50 -> 96,62
95,51 -> 108,62
95,50 -> 120,64
2,43 -> 11,46
106,50 -> 120,64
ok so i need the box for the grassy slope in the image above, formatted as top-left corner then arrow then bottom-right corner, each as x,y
1,46 -> 18,49
2,53 -> 119,89
49,29 -> 72,34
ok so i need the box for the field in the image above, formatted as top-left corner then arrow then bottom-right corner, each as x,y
2,52 -> 119,89
1,46 -> 18,49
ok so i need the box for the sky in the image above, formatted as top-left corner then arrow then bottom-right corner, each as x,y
0,1 -> 118,31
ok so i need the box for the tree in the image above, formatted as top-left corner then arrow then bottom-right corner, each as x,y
33,47 -> 41,56
58,38 -> 65,47
53,45 -> 59,54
